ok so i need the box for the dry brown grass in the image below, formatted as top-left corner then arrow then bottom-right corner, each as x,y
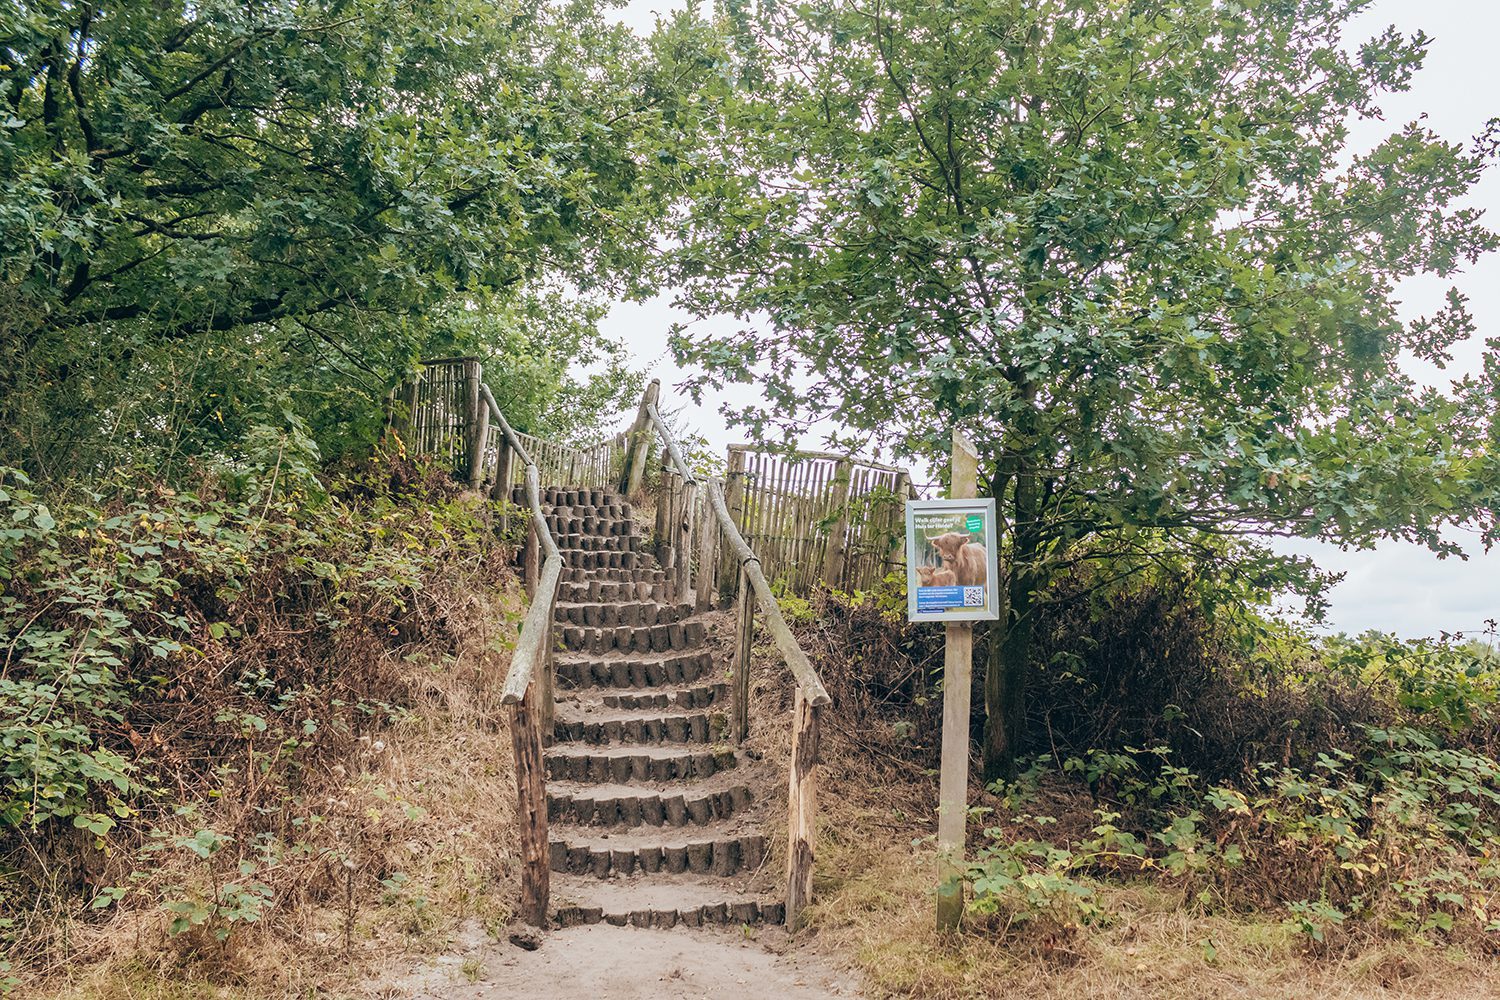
21,582 -> 526,1000
805,768 -> 1500,1000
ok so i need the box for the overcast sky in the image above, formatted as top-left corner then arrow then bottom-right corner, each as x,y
593,0 -> 1499,640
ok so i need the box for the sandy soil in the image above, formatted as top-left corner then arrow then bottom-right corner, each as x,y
392,922 -> 863,1000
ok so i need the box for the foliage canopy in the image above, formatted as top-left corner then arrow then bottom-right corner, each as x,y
1,0 -> 680,475
666,0 -> 1500,775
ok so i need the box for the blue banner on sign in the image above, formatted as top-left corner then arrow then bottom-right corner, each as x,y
916,586 -> 965,613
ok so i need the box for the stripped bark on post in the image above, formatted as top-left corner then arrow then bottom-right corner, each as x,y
732,565 -> 754,744
785,689 -> 821,929
508,683 -> 550,927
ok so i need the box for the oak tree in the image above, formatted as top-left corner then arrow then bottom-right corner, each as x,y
668,0 -> 1500,777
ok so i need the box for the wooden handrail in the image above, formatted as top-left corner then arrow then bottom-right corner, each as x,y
645,401 -> 829,707
704,483 -> 831,708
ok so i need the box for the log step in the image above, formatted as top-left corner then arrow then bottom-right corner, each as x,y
560,566 -> 669,586
561,550 -> 651,571
600,682 -> 728,710
543,745 -> 739,783
554,600 -> 695,628
552,709 -> 720,745
513,487 -> 628,510
550,875 -> 783,928
547,783 -> 753,827
552,533 -> 645,554
559,580 -> 679,604
555,651 -> 716,689
559,621 -> 708,655
548,831 -> 768,878
544,514 -> 636,537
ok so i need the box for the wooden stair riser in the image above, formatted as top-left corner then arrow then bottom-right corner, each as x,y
558,580 -> 675,603
543,749 -> 737,783
560,564 -> 668,584
545,513 -> 637,537
512,487 -> 626,510
602,683 -> 729,711
553,711 -> 723,746
548,785 -> 752,827
552,533 -> 645,555
553,901 -> 784,928
549,834 -> 767,878
562,550 -> 651,572
559,621 -> 708,655
555,652 -> 716,690
555,601 -> 694,629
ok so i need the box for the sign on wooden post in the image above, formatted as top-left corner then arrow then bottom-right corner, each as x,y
905,430 -> 995,931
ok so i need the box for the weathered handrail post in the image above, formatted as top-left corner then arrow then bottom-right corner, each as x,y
618,379 -> 661,498
820,458 -> 854,588
654,463 -> 675,568
786,686 -> 822,926
695,507 -> 719,611
732,564 -> 754,743
677,479 -> 698,599
463,359 -> 485,488
718,448 -> 747,602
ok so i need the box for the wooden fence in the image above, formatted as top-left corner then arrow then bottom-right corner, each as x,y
719,446 -> 914,597
393,362 -> 916,599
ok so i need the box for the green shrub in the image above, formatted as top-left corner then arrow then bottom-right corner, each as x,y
0,448 -> 517,970
972,718 -> 1500,946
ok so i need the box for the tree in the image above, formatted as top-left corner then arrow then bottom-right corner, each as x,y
1,0 -> 679,476
667,0 -> 1500,778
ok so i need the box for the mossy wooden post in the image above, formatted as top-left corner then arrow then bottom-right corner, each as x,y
732,564 -> 753,743
463,359 -> 485,489
619,379 -> 660,498
937,429 -> 979,931
820,458 -> 854,589
719,448 -> 748,603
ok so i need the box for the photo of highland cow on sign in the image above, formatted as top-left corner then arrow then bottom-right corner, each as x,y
905,499 -> 1000,622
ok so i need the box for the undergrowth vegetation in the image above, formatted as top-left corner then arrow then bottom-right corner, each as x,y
797,570 -> 1500,997
0,440 -> 525,995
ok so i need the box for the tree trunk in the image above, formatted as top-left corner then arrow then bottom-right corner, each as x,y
982,454 -> 1038,783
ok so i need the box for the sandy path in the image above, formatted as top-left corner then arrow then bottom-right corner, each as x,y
399,923 -> 863,1000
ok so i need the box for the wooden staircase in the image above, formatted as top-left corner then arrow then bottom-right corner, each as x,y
399,360 -> 830,931
528,486 -> 785,928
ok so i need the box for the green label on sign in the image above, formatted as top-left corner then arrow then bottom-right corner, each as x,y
965,514 -> 982,534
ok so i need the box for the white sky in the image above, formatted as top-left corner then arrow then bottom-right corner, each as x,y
594,0 -> 1500,640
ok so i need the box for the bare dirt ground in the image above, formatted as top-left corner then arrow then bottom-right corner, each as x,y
389,921 -> 864,1000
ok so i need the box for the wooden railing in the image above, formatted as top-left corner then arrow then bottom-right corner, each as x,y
396,365 -> 840,929
619,379 -> 832,926
394,358 -> 561,926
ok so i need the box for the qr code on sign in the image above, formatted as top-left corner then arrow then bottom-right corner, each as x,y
963,587 -> 984,607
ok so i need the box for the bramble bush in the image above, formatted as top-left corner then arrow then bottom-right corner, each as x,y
971,714 -> 1500,948
0,439 -> 522,981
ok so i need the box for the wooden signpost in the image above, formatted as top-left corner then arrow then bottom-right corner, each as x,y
902,429 -> 999,929
931,429 -> 983,930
